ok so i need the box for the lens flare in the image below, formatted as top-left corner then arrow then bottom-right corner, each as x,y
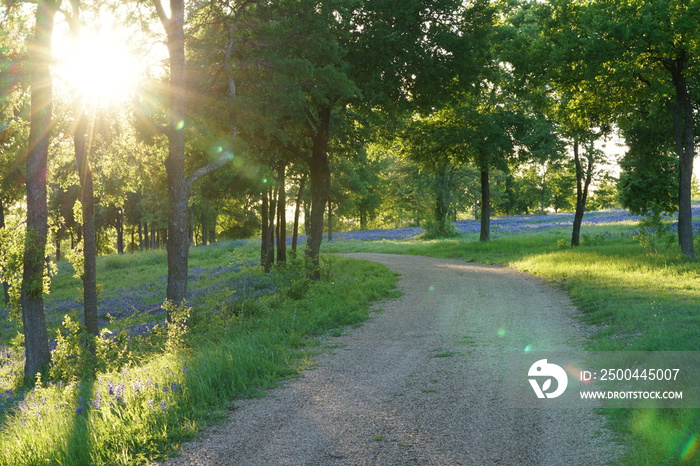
680,434 -> 698,463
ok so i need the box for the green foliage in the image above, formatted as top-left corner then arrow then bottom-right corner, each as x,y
0,208 -> 24,309
49,315 -> 97,381
588,174 -> 619,210
422,218 -> 459,240
618,108 -> 678,216
162,300 -> 191,353
631,213 -> 676,255
49,315 -> 134,382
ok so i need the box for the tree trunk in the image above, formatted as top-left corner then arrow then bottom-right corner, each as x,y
261,187 -> 276,273
155,0 -> 190,309
74,112 -> 99,337
144,222 -> 149,250
670,66 -> 695,259
201,222 -> 208,246
276,163 -> 287,263
137,222 -> 142,251
571,140 -> 593,247
292,175 -> 306,253
434,165 -> 450,236
115,208 -> 124,254
54,229 -> 61,262
1,199 -> 10,306
306,107 -> 332,279
261,189 -> 269,267
67,0 -> 99,337
303,199 -> 311,236
479,168 -> 490,242
327,201 -> 333,242
267,189 -> 276,268
188,209 -> 194,245
22,0 -> 58,383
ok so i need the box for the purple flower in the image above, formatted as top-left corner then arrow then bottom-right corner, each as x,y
76,406 -> 84,415
148,399 -> 154,408
160,400 -> 167,411
92,392 -> 102,410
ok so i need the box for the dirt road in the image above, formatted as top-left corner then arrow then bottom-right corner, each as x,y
166,254 -> 619,465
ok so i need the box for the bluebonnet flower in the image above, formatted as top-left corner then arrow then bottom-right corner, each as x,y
76,406 -> 84,415
160,400 -> 167,411
92,392 -> 102,410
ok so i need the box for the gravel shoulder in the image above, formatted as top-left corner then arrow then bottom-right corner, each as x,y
165,254 -> 620,465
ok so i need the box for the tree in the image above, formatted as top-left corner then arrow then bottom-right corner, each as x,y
618,107 -> 678,216
65,0 -> 98,337
230,0 -> 494,275
152,0 -> 230,310
574,0 -> 700,257
330,149 -> 382,231
499,0 -> 611,246
0,7 -> 29,306
21,0 -> 60,383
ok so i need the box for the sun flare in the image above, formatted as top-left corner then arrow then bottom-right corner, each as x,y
56,27 -> 141,106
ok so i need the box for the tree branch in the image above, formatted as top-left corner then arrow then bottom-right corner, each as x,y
152,0 -> 170,31
186,152 -> 232,189
285,142 -> 311,165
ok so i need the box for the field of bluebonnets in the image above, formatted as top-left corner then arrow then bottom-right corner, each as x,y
1,207 -> 700,464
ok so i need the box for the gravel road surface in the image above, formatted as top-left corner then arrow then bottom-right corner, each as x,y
165,254 -> 619,465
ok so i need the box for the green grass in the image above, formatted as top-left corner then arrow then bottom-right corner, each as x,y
0,248 -> 398,465
49,241 -> 259,303
3,217 -> 699,464
323,222 -> 700,465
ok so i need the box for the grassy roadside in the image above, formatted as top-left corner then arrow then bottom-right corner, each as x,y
0,251 -> 398,465
324,224 -> 700,465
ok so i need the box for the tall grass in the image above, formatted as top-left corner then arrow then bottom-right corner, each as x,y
0,252 -> 398,465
